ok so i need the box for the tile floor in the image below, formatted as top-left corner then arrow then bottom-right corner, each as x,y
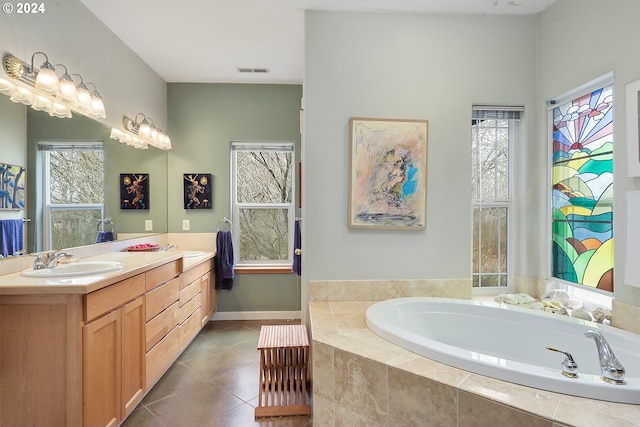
122,319 -> 313,427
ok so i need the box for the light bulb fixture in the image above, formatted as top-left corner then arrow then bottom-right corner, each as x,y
0,77 -> 14,95
54,64 -> 78,104
110,128 -> 148,150
30,94 -> 52,111
9,85 -> 33,105
1,52 -> 106,120
113,114 -> 172,150
137,114 -> 151,139
85,82 -> 106,119
30,52 -> 59,94
71,74 -> 92,113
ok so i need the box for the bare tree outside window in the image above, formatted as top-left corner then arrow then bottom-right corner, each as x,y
233,144 -> 294,264
45,146 -> 104,250
471,116 -> 516,287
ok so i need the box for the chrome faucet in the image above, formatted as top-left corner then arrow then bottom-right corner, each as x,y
584,329 -> 626,384
546,346 -> 579,378
33,250 -> 72,270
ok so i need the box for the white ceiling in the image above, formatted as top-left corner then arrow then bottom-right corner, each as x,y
79,0 -> 557,84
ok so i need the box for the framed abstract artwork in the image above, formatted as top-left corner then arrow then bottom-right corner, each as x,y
349,117 -> 428,230
120,173 -> 149,209
183,173 -> 212,209
0,162 -> 25,210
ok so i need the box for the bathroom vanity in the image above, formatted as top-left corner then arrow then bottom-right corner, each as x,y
0,250 -> 216,427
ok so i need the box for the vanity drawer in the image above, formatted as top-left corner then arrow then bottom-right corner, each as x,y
146,260 -> 181,292
179,261 -> 210,289
145,325 -> 180,389
179,279 -> 201,306
179,293 -> 201,324
85,273 -> 145,322
179,307 -> 202,350
145,301 -> 179,351
145,277 -> 179,321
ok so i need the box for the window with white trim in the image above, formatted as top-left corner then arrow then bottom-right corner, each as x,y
40,141 -> 104,250
231,142 -> 294,266
471,106 -> 521,288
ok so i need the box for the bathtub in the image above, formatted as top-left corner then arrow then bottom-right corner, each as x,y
365,297 -> 640,404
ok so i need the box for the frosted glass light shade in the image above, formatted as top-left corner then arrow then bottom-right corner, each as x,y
76,84 -> 92,112
50,102 -> 72,118
58,76 -> 78,103
138,120 -> 151,138
31,94 -> 53,111
90,93 -> 106,118
9,86 -> 33,105
0,78 -> 14,95
34,62 -> 59,94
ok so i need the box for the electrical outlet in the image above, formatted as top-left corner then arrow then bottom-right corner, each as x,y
145,220 -> 153,231
182,219 -> 190,231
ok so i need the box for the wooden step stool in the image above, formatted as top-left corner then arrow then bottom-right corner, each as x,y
255,324 -> 311,418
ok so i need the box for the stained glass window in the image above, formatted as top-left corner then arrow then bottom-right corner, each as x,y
551,85 -> 613,291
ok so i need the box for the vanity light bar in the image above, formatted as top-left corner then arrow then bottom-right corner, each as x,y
110,114 -> 172,151
110,128 -> 149,150
1,53 -> 106,119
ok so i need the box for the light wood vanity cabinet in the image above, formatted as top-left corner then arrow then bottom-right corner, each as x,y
0,294 -> 83,427
83,273 -> 147,427
178,258 -> 215,350
84,302 -> 148,427
200,269 -> 216,326
0,255 -> 216,427
143,261 -> 181,390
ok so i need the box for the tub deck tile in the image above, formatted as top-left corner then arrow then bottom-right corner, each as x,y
309,299 -> 640,427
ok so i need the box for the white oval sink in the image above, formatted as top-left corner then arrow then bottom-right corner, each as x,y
181,251 -> 205,258
21,261 -> 125,278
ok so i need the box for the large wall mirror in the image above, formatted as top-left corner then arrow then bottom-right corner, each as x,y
0,95 -> 168,258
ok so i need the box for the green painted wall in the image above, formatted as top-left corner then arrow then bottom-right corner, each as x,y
167,83 -> 303,312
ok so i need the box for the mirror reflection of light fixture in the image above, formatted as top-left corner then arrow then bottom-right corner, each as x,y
111,113 -> 172,150
1,52 -> 106,120
137,113 -> 152,139
9,84 -> 33,105
109,128 -> 148,150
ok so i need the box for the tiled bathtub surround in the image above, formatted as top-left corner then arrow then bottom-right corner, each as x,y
613,299 -> 640,334
308,280 -> 640,427
309,278 -> 472,302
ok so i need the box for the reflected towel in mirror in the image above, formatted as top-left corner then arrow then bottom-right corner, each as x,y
0,219 -> 24,257
96,231 -> 114,243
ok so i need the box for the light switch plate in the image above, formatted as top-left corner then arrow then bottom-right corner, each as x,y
145,220 -> 153,231
182,219 -> 190,231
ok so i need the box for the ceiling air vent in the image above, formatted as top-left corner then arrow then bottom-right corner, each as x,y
237,67 -> 270,74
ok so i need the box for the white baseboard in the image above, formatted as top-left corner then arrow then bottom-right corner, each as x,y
210,311 -> 301,321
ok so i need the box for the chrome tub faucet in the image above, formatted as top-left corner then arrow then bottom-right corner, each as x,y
584,329 -> 626,384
